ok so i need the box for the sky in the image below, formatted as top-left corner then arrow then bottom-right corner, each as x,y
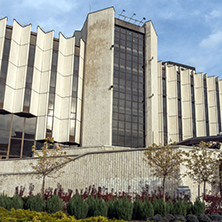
1,0 -> 222,78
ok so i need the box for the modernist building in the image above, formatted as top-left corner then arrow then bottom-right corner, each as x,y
0,7 -> 222,158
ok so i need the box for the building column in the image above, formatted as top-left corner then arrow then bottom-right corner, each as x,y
181,69 -> 193,140
81,7 -> 115,146
194,73 -> 206,137
144,21 -> 158,146
207,76 -> 218,135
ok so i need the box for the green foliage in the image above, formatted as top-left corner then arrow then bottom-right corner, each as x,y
132,197 -> 143,220
191,197 -> 205,215
46,195 -> 63,213
165,199 -> 173,215
11,195 -> 24,210
172,200 -> 187,216
24,194 -> 45,212
107,197 -> 133,221
142,199 -> 154,219
0,194 -> 12,210
152,198 -> 166,217
86,196 -> 107,217
67,194 -> 88,219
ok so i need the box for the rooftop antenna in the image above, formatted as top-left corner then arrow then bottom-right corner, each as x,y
129,13 -> 136,21
139,17 -> 146,25
119,9 -> 125,18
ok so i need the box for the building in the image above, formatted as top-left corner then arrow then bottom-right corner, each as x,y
0,7 -> 222,159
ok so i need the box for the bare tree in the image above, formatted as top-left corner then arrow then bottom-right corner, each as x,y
144,144 -> 184,202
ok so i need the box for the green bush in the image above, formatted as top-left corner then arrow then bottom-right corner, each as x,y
132,197 -> 143,220
11,195 -> 24,210
67,194 -> 88,219
24,194 -> 45,212
46,195 -> 63,213
0,194 -> 12,210
152,198 -> 166,217
172,200 -> 187,216
166,200 -> 173,215
86,196 -> 107,217
191,197 -> 205,215
108,197 -> 133,221
141,199 -> 154,220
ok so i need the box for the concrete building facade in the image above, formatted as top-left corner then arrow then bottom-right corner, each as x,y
0,7 -> 222,158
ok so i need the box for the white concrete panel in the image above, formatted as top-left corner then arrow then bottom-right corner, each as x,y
75,120 -> 81,144
30,27 -> 53,119
0,18 -> 7,71
82,8 -> 114,146
207,76 -> 218,135
219,80 -> 222,131
144,20 -> 158,146
4,20 -> 31,113
35,116 -> 47,140
194,73 -> 206,137
166,66 -> 178,142
52,118 -> 69,142
181,69 -> 192,140
55,74 -> 72,97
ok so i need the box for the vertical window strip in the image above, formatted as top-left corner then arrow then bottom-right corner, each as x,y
47,49 -> 58,133
162,68 -> 167,145
0,31 -> 11,102
204,78 -> 209,136
112,25 -> 145,148
177,71 -> 182,141
216,80 -> 221,133
191,73 -> 196,137
24,44 -> 36,108
70,54 -> 79,137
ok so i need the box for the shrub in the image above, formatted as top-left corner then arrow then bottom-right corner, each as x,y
152,198 -> 166,217
107,197 -> 133,221
11,195 -> 24,210
192,197 -> 205,215
0,194 -> 12,210
198,214 -> 212,222
24,194 -> 45,212
132,197 -> 143,220
166,200 -> 173,215
67,194 -> 88,219
86,196 -> 108,217
141,199 -> 154,219
46,195 -> 63,213
172,200 -> 187,216
186,214 -> 199,222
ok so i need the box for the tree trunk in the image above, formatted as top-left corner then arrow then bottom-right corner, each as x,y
163,176 -> 166,203
203,181 -> 206,201
42,175 -> 46,198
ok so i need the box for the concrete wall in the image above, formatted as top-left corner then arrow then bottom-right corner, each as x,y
0,146 -> 208,202
144,21 -> 158,146
81,7 -> 115,147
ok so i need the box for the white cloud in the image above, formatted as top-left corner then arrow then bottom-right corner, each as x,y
199,31 -> 222,49
205,9 -> 222,20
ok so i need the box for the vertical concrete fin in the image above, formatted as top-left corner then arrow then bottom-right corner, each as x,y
166,65 -> 178,142
207,76 -> 218,135
30,26 -> 54,140
194,73 -> 206,137
0,17 -> 7,73
144,21 -> 158,146
181,69 -> 192,139
4,20 -> 31,113
75,39 -> 85,144
219,79 -> 222,132
157,61 -> 163,144
53,33 -> 75,142
82,7 -> 115,146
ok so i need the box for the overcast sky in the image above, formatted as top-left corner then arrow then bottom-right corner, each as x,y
1,0 -> 222,78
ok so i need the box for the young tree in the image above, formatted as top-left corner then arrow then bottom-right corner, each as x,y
144,144 -> 184,202
183,141 -> 222,199
30,137 -> 71,197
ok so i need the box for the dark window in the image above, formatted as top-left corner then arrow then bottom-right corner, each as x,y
112,25 -> 145,148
